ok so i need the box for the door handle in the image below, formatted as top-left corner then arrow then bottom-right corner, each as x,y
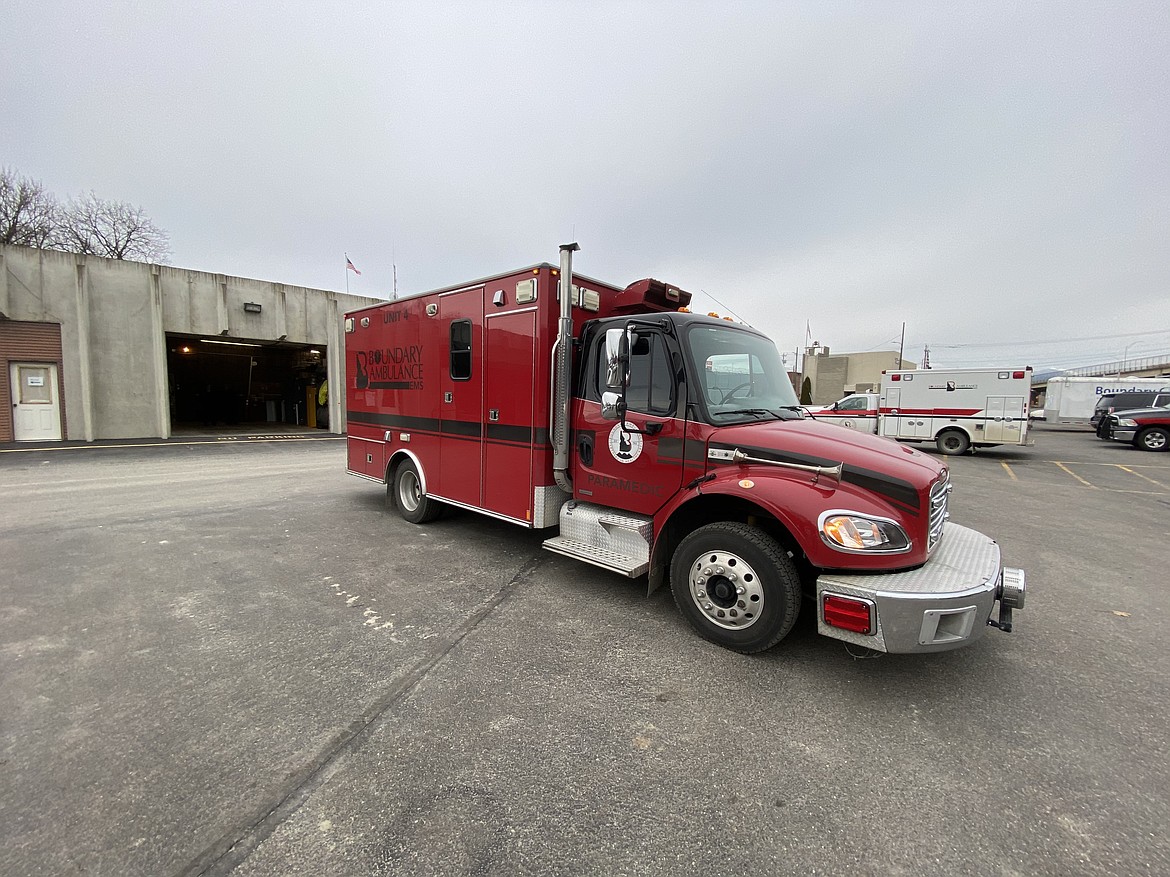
577,434 -> 594,467
644,421 -> 663,435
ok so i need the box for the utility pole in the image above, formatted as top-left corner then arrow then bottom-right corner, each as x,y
898,321 -> 906,367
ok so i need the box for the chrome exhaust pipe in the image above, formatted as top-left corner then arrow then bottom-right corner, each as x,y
551,242 -> 579,493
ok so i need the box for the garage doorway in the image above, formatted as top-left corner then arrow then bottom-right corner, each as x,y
166,335 -> 329,430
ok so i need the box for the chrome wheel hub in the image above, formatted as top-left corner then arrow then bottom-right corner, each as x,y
398,470 -> 421,511
688,550 -> 764,630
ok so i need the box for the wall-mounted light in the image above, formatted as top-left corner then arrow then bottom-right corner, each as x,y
243,302 -> 262,314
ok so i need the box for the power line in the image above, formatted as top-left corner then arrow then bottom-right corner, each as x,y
931,327 -> 1170,349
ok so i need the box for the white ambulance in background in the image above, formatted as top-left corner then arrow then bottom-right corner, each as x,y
808,367 -> 1033,455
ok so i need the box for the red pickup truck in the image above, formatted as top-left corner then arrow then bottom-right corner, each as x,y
1102,408 -> 1170,452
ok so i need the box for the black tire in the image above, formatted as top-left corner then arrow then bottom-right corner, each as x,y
936,429 -> 970,456
669,522 -> 801,653
1136,427 -> 1169,452
390,458 -> 442,523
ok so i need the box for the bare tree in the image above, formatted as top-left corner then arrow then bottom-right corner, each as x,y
0,167 -> 59,247
56,191 -> 172,263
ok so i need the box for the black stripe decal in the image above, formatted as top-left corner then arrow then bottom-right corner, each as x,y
350,410 -> 548,445
442,420 -> 482,438
657,437 -> 684,462
709,442 -> 921,514
349,411 -> 439,431
486,423 -> 539,444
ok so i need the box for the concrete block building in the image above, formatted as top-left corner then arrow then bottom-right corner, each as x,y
0,244 -> 376,442
801,346 -> 916,404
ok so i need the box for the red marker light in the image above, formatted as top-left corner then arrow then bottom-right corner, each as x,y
890,373 -> 901,381
1012,371 -> 1025,379
822,594 -> 874,635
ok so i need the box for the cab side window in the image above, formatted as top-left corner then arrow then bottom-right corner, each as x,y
625,332 -> 674,415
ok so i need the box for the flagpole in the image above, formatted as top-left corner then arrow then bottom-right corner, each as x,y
345,254 -> 349,295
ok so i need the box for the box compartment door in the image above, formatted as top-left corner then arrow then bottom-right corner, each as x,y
483,309 -> 538,522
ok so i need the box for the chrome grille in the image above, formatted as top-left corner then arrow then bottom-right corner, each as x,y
928,470 -> 951,552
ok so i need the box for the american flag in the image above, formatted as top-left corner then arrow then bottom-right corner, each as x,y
346,256 -> 361,276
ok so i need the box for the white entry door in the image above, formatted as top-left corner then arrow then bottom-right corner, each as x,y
10,362 -> 63,441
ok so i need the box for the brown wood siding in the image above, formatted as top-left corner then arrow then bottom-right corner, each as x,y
1,320 -> 65,442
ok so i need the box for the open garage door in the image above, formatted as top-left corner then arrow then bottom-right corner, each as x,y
166,335 -> 329,430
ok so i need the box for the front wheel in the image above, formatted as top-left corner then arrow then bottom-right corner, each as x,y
390,458 -> 443,523
669,522 -> 801,653
1136,427 -> 1169,452
936,429 -> 970,456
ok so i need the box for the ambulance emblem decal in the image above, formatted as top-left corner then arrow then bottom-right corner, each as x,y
608,423 -> 643,464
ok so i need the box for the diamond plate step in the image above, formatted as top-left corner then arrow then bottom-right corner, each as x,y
542,536 -> 649,577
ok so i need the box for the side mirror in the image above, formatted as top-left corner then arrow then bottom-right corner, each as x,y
600,324 -> 659,436
604,328 -> 629,390
601,327 -> 631,423
600,391 -> 625,421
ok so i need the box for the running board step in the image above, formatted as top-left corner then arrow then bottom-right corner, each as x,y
542,537 -> 649,577
541,502 -> 654,578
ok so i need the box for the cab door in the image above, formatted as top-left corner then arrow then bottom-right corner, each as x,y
574,326 -> 686,516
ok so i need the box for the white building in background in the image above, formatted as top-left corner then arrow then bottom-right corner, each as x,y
800,344 -> 916,405
1,244 -> 377,442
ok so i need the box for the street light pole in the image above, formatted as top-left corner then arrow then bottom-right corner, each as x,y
1120,341 -> 1143,376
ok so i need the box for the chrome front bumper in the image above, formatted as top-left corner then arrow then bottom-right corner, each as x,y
815,523 -> 1025,653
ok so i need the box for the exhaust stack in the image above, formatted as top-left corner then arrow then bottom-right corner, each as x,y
551,242 -> 579,493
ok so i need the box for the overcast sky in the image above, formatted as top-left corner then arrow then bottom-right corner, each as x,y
4,1 -> 1168,371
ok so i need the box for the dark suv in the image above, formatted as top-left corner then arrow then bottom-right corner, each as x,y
1091,389 -> 1170,432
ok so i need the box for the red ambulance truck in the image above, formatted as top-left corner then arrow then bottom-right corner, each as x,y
345,245 -> 1024,654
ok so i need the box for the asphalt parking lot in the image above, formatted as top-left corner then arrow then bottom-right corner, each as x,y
2,423 -> 1168,877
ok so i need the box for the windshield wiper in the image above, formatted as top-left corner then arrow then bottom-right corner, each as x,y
775,406 -> 806,420
714,408 -> 780,420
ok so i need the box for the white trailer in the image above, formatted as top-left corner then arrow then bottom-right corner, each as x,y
807,367 -> 1033,455
1042,376 -> 1170,423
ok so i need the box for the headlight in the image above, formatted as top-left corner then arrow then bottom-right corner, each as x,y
819,512 -> 911,553
1116,418 -> 1138,427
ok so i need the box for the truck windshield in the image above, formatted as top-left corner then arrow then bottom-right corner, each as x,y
685,323 -> 800,420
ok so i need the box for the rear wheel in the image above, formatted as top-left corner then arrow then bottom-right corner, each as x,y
936,429 -> 970,456
390,458 -> 442,523
1136,427 -> 1169,452
669,522 -> 800,653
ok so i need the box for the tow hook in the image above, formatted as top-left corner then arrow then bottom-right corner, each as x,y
988,567 -> 1026,633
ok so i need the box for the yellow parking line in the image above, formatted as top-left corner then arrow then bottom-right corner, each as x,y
1053,461 -> 1097,488
1000,461 -> 1018,481
1115,465 -> 1168,490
